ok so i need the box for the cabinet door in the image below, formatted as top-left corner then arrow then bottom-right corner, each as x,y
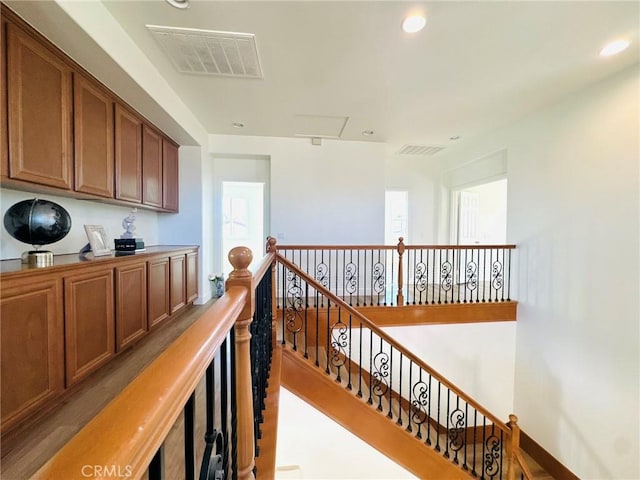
142,124 -> 163,208
7,23 -> 73,189
64,269 -> 115,386
162,137 -> 179,212
74,73 -> 114,198
115,103 -> 142,203
1,18 -> 8,179
1,278 -> 64,432
186,251 -> 198,303
115,263 -> 147,351
170,254 -> 186,314
148,257 -> 170,329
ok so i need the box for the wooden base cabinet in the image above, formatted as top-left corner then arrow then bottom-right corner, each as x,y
64,269 -> 115,387
148,257 -> 170,329
115,263 -> 147,352
0,246 -> 197,436
0,278 -> 64,432
170,254 -> 186,314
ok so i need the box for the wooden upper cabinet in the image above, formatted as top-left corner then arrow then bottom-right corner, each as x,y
1,278 -> 64,432
115,104 -> 142,203
162,138 -> 179,212
64,269 -> 115,386
74,73 -> 114,198
7,23 -> 73,189
142,124 -> 163,208
1,18 -> 8,179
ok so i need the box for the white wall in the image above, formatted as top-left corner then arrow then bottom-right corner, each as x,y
383,323 -> 516,420
210,135 -> 386,245
276,387 -> 417,480
433,64 -> 640,479
0,188 -> 159,260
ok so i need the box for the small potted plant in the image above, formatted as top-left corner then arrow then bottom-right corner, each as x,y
209,273 -> 225,298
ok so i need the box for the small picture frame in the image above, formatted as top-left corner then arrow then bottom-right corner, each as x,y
84,225 -> 111,256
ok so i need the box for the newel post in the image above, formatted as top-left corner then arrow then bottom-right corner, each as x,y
266,237 -> 278,341
227,247 -> 256,480
396,237 -> 405,306
506,413 -> 521,480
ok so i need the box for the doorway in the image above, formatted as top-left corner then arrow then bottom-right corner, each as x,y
453,178 -> 507,245
221,181 -> 265,274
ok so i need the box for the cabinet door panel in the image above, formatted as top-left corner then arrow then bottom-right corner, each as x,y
115,263 -> 147,351
148,257 -> 170,329
186,251 -> 198,303
142,124 -> 163,208
115,104 -> 142,203
1,19 -> 8,179
162,138 -> 179,212
64,269 -> 115,386
170,254 -> 186,314
7,24 -> 73,189
0,279 -> 64,431
74,73 -> 114,197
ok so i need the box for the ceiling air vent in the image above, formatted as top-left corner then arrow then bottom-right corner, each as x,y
146,25 -> 263,78
398,144 -> 445,156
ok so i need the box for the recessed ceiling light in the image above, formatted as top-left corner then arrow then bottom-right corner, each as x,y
165,0 -> 190,9
362,130 -> 374,136
402,15 -> 426,34
600,39 -> 630,57
232,122 -> 244,128
449,135 -> 461,141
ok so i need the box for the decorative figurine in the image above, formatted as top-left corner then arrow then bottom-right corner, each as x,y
121,208 -> 137,239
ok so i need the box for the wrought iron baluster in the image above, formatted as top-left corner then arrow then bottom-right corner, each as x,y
507,249 -> 512,301
435,381 -> 442,452
388,345 -> 394,419
357,323 -> 363,398
427,374 -> 432,446
463,403 -> 469,470
280,263 -> 285,345
148,445 -> 165,480
397,352 -> 403,426
325,301 -> 331,375
184,392 -> 196,480
389,249 -> 394,306
347,314 -> 352,390
431,249 -> 436,304
472,409 -> 478,477
304,284 -> 309,359
445,389 -> 451,458
482,248 -> 487,303
406,360 -> 413,433
368,329 -> 373,405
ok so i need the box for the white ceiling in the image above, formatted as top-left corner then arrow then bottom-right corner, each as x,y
9,1 -> 640,153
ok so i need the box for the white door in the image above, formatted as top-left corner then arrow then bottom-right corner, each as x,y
222,182 -> 264,275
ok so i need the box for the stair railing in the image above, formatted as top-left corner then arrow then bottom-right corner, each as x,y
274,237 -> 515,307
274,252 -> 524,479
32,246 -> 275,480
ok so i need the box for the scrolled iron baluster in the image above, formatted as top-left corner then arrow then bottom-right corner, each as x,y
483,429 -> 502,479
491,258 -> 504,299
465,259 -> 478,304
414,262 -> 428,304
441,260 -> 453,297
315,262 -> 329,289
448,407 -> 466,464
285,271 -> 304,350
344,262 -> 358,296
410,378 -> 428,439
372,350 -> 390,411
330,316 -> 348,382
372,261 -> 385,295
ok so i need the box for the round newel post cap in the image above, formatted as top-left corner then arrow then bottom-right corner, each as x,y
508,413 -> 518,425
229,246 -> 253,278
266,236 -> 277,253
397,237 -> 406,254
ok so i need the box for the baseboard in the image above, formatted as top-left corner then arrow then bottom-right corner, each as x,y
521,430 -> 580,480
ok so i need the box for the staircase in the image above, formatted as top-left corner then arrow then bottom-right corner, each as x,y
268,251 -> 541,480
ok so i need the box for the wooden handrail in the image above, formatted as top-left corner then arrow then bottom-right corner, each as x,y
276,243 -> 517,250
251,250 -> 276,290
275,253 -> 510,433
32,288 -> 247,480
